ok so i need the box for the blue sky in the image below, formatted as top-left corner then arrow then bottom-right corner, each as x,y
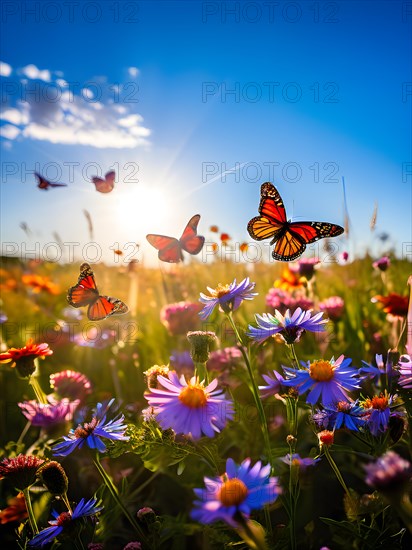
1,0 -> 411,265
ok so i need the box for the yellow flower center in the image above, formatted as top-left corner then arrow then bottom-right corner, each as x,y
179,385 -> 207,408
209,283 -> 231,298
218,478 -> 248,506
309,360 -> 334,382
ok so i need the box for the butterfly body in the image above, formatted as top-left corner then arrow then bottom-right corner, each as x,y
67,263 -> 128,321
92,170 -> 115,193
35,173 -> 67,190
146,215 -> 205,263
247,182 -> 344,261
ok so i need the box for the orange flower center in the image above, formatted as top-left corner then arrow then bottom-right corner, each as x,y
365,395 -> 389,410
337,401 -> 351,412
218,478 -> 248,506
309,360 -> 334,382
209,283 -> 231,298
179,385 -> 207,408
74,418 -> 97,439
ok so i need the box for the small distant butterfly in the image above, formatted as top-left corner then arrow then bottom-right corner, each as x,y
35,173 -> 67,190
67,263 -> 129,321
247,182 -> 344,261
92,170 -> 115,194
146,215 -> 205,263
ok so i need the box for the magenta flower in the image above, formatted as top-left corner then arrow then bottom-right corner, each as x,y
191,458 -> 281,526
50,370 -> 92,402
199,277 -> 257,320
373,256 -> 391,272
289,257 -> 320,280
247,308 -> 327,344
318,296 -> 345,322
160,301 -> 203,335
265,287 -> 314,314
18,397 -> 79,428
282,355 -> 361,406
145,371 -> 234,439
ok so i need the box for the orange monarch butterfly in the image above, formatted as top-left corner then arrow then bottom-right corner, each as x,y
67,263 -> 129,321
92,170 -> 115,193
35,173 -> 67,190
146,214 -> 205,263
247,182 -> 344,261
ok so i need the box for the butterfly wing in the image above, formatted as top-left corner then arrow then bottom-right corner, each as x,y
87,295 -> 129,321
67,263 -> 99,307
146,234 -> 183,263
92,171 -> 115,194
271,222 -> 344,261
35,173 -> 50,190
49,182 -> 67,188
179,214 -> 205,255
247,182 -> 287,242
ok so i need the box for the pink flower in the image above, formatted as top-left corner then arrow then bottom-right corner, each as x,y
319,296 -> 345,321
50,370 -> 92,402
160,302 -> 203,335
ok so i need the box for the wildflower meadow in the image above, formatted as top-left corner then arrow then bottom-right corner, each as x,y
0,246 -> 411,549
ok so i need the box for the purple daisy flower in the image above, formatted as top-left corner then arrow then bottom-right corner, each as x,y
364,451 -> 411,491
199,277 -> 257,320
29,497 -> 103,548
247,308 -> 327,344
362,393 -> 392,436
259,370 -> 286,399
280,453 -> 320,470
18,397 -> 80,428
398,354 -> 412,388
282,355 -> 361,406
191,457 -> 281,526
144,371 -> 234,440
52,399 -> 129,456
324,401 -> 367,431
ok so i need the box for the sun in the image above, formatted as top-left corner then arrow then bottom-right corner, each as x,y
114,183 -> 171,236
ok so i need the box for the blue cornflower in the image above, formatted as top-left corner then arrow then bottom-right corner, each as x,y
280,454 -> 320,471
199,278 -> 257,320
52,399 -> 129,456
360,354 -> 385,383
191,458 -> 281,526
29,498 -> 103,548
362,393 -> 392,436
247,308 -> 327,344
324,401 -> 367,431
282,355 -> 361,406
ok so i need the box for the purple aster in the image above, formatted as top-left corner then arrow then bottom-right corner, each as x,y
144,371 -> 234,440
247,308 -> 327,344
364,451 -> 411,491
372,256 -> 391,272
282,355 -> 361,406
324,401 -> 367,431
259,370 -> 287,399
397,354 -> 412,388
311,409 -> 334,430
280,454 -> 320,470
362,393 -> 392,436
52,399 -> 129,456
18,396 -> 80,428
199,277 -> 257,320
191,457 -> 281,526
29,497 -> 103,548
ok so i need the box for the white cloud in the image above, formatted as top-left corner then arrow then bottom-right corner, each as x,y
128,67 -> 140,78
0,61 -> 12,77
1,65 -> 151,149
21,64 -> 51,82
0,124 -> 20,139
0,108 -> 29,125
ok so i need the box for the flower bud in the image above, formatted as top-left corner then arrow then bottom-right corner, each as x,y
187,331 -> 218,363
38,461 -> 68,496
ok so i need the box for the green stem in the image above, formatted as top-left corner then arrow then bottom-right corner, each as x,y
61,492 -> 73,514
226,313 -> 272,466
93,455 -> 148,545
29,376 -> 48,404
194,361 -> 208,384
287,440 -> 298,550
324,446 -> 354,505
287,344 -> 300,370
23,487 -> 38,534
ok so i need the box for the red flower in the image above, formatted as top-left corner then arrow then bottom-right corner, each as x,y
0,339 -> 53,377
0,455 -> 45,490
0,492 -> 28,525
372,294 -> 409,317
